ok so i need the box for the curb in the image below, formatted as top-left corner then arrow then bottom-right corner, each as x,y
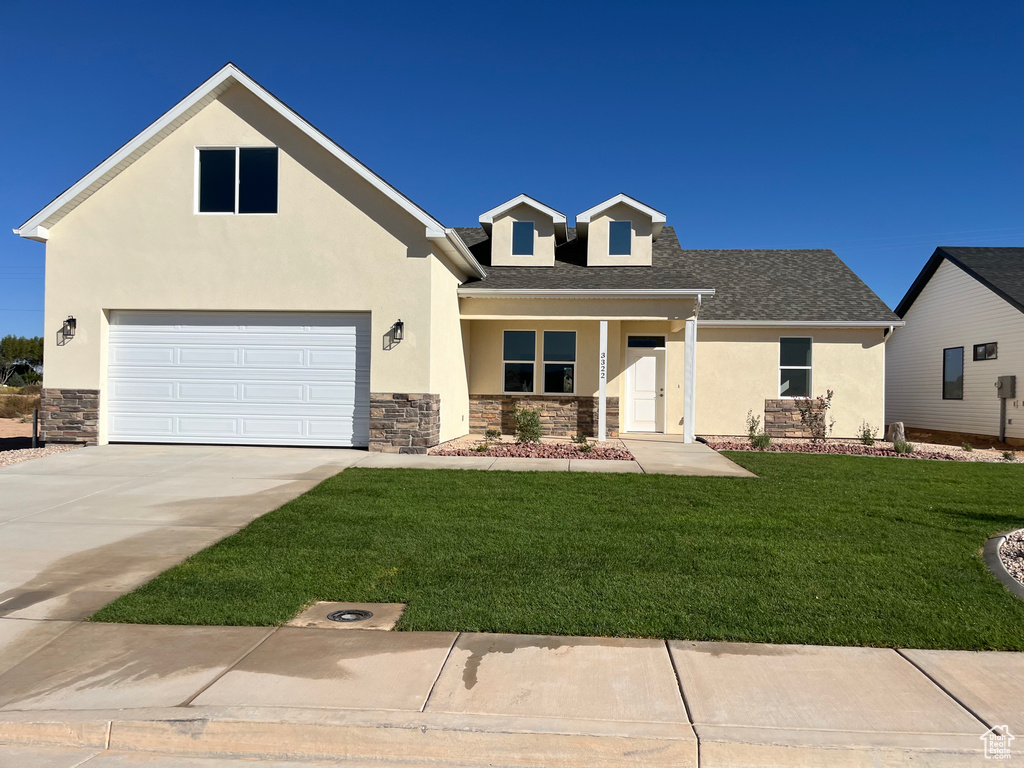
983,531 -> 1024,602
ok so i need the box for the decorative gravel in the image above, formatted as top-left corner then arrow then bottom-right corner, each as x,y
0,444 -> 80,467
705,436 -> 1018,463
431,436 -> 634,461
999,530 -> 1024,588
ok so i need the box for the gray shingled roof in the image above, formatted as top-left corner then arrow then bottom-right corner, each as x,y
895,247 -> 1024,317
456,226 -> 897,323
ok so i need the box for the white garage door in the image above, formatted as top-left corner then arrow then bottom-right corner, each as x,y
107,311 -> 370,447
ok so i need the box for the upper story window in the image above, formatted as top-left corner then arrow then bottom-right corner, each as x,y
973,342 -> 997,361
512,221 -> 535,256
608,221 -> 632,255
943,347 -> 964,400
198,147 -> 278,214
779,337 -> 812,398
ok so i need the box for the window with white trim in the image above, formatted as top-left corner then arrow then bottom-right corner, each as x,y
608,221 -> 632,255
503,331 -> 536,393
543,331 -> 576,394
779,337 -> 812,398
512,221 -> 535,256
198,147 -> 278,214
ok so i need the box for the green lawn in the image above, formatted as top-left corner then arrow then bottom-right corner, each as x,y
91,453 -> 1024,650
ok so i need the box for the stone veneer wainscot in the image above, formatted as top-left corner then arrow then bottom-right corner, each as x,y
40,388 -> 100,445
469,395 -> 619,438
763,399 -> 817,438
369,393 -> 440,454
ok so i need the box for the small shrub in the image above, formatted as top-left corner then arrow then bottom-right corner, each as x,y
484,428 -> 502,441
474,442 -> 489,453
961,442 -> 974,452
579,441 -> 594,454
858,421 -> 878,446
1002,450 -> 1017,462
745,410 -> 762,440
893,440 -> 915,455
751,432 -> 772,450
512,404 -> 543,444
570,433 -> 589,445
795,390 -> 836,443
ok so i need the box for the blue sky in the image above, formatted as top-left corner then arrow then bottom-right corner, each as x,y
2,0 -> 1022,337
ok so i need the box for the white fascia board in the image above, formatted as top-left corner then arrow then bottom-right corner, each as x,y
699,320 -> 906,328
11,225 -> 48,242
575,193 -> 667,241
428,229 -> 487,279
478,194 -> 568,241
15,63 -> 447,242
457,288 -> 714,299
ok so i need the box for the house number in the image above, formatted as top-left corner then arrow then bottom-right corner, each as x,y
599,351 -> 607,380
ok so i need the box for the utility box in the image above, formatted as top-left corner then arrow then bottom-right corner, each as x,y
996,375 -> 1016,399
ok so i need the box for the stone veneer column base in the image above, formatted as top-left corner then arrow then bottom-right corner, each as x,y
40,388 -> 100,445
763,399 -> 817,438
369,393 -> 440,454
469,395 -> 619,439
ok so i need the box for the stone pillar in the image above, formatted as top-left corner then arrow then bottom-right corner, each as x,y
40,388 -> 100,445
368,393 -> 440,454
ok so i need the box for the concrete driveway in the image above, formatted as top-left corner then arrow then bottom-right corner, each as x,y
0,444 -> 367,624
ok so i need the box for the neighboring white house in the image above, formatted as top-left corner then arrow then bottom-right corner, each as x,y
887,247 -> 1024,445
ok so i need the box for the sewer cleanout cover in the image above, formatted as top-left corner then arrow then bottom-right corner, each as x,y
286,601 -> 406,631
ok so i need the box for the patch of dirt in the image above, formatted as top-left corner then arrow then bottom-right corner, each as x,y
0,418 -> 32,438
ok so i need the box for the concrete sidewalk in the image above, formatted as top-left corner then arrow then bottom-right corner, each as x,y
1,621 -> 1020,766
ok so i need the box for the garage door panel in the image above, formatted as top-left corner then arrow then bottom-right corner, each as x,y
107,311 -> 370,447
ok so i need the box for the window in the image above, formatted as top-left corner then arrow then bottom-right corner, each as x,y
512,221 -> 535,256
779,337 -> 812,398
543,331 -> 576,394
503,331 -> 536,392
973,342 -> 998,361
628,335 -> 666,348
609,221 -> 632,255
943,347 -> 964,400
198,147 -> 278,214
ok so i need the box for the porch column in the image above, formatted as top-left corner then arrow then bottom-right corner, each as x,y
598,320 -> 608,442
683,316 -> 697,443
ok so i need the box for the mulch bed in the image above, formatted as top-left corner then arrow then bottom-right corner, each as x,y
432,443 -> 634,461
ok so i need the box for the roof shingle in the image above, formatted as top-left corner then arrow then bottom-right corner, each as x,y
896,247 -> 1024,317
456,226 -> 896,323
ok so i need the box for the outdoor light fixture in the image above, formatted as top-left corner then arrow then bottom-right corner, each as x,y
393,319 -> 404,342
62,316 -> 77,340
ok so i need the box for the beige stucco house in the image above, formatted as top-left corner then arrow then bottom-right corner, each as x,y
14,64 -> 900,452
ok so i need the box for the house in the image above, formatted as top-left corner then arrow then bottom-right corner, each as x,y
13,64 -> 899,452
887,247 -> 1024,445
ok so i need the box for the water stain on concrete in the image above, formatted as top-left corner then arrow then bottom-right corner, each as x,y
459,634 -> 569,690
679,640 -> 802,657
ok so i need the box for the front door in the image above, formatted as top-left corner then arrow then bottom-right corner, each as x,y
626,347 -> 666,432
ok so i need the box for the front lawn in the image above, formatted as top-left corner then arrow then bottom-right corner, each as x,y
91,453 -> 1024,650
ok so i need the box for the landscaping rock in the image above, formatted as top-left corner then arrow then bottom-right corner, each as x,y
884,422 -> 906,443
999,530 -> 1024,588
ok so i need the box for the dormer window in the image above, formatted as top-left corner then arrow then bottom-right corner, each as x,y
512,221 -> 535,256
197,147 -> 278,214
609,221 -> 632,256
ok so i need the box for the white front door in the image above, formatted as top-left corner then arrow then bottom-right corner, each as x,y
626,348 -> 666,432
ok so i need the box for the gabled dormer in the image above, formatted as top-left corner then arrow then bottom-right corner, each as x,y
479,194 -> 568,267
576,194 -> 666,267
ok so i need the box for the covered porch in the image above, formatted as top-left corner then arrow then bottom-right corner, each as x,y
458,290 -> 713,443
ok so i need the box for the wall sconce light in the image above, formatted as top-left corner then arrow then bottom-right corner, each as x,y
393,319 -> 404,342
62,316 -> 77,340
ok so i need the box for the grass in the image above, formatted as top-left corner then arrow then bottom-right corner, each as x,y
91,452 -> 1024,650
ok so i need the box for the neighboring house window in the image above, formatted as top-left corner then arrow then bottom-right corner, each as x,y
198,147 -> 278,214
973,342 -> 997,361
512,221 -> 535,256
943,347 -> 964,400
609,221 -> 632,255
779,337 -> 812,398
543,331 -> 576,394
503,331 -> 536,393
